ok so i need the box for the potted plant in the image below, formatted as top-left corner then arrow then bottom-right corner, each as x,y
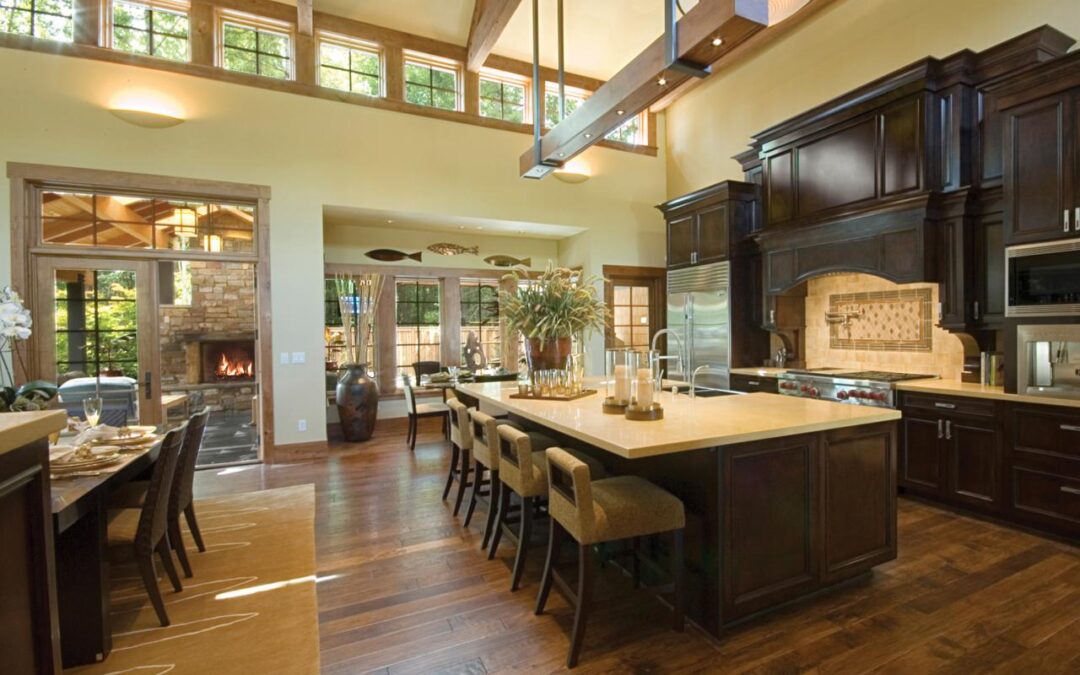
501,263 -> 609,374
333,273 -> 384,442
0,286 -> 58,412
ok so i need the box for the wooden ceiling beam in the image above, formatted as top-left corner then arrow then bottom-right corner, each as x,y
519,0 -> 767,178
467,0 -> 522,72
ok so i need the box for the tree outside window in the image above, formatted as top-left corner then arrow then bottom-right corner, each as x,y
0,0 -> 73,41
320,40 -> 380,96
112,0 -> 189,61
544,85 -> 586,128
55,270 -> 139,379
606,114 -> 645,145
405,58 -> 458,111
222,20 -> 291,79
479,76 -> 525,123
395,279 -> 441,386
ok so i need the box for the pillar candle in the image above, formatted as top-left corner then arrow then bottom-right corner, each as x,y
614,364 -> 630,401
636,376 -> 654,408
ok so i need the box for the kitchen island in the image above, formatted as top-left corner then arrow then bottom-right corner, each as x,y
457,381 -> 900,638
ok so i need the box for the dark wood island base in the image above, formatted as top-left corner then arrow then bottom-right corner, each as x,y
511,416 -> 898,638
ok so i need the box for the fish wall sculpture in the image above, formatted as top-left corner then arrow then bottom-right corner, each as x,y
365,249 -> 423,262
427,243 -> 480,256
484,255 -> 531,268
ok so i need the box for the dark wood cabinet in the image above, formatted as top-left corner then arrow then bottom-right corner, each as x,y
1007,404 -> 1080,538
898,392 -> 1002,514
729,373 -> 779,394
659,182 -> 756,269
1002,92 -> 1075,244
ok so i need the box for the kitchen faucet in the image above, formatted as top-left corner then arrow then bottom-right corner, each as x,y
690,365 -> 726,399
651,329 -> 686,380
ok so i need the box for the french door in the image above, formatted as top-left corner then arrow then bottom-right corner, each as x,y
33,256 -> 161,426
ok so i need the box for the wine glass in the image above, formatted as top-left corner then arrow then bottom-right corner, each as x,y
83,397 -> 103,428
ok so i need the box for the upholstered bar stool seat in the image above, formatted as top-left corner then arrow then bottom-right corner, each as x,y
465,409 -> 522,548
445,398 -> 477,517
489,426 -> 606,592
538,447 -> 686,669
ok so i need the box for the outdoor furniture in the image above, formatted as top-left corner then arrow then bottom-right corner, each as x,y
57,376 -> 137,426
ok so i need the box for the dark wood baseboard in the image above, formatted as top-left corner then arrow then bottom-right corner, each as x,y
328,415 -> 443,445
265,440 -> 329,464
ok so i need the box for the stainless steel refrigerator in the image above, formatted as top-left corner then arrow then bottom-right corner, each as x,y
665,262 -> 731,389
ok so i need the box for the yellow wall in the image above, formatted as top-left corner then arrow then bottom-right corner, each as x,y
665,0 -> 1080,196
0,47 -> 667,446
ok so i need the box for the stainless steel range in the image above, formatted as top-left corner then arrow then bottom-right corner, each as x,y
777,369 -> 937,408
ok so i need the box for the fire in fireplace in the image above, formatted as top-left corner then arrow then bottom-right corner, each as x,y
200,339 -> 256,383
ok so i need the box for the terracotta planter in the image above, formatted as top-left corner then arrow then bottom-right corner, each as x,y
335,365 -> 379,442
525,337 -> 573,373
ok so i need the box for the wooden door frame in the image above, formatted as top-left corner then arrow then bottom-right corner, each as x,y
602,265 -> 667,352
34,256 -> 161,425
7,163 -> 275,458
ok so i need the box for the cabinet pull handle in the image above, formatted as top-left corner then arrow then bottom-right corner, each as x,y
934,402 -> 957,409
1061,486 -> 1080,496
1061,424 -> 1080,433
937,419 -> 944,439
1066,209 -> 1072,233
769,309 -> 776,325
945,420 -> 952,440
747,381 -> 761,386
973,301 -> 980,321
1076,207 -> 1080,232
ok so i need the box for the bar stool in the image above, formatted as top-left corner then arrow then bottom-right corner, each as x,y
489,427 -> 606,592
537,447 -> 686,669
465,409 -> 518,549
444,398 -> 475,516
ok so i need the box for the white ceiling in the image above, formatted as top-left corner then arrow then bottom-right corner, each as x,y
315,0 -> 476,46
323,205 -> 586,240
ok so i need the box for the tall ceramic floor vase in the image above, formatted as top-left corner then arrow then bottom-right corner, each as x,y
336,365 -> 379,442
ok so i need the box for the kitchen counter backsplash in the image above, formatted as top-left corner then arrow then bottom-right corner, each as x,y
804,273 -> 965,381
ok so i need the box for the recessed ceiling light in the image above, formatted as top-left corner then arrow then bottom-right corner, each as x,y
711,37 -> 723,46
386,219 -> 394,224
459,225 -> 465,230
558,152 -> 565,157
616,109 -> 625,115
584,133 -> 592,139
657,76 -> 667,86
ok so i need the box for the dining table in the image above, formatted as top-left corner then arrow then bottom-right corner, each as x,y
50,435 -> 160,667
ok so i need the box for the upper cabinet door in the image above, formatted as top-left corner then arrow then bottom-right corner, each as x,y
695,203 -> 729,265
1003,94 -> 1073,244
765,151 -> 795,227
667,214 -> 695,268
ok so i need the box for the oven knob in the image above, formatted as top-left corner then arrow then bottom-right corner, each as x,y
800,385 -> 809,393
850,390 -> 861,398
809,387 -> 819,397
837,391 -> 849,400
872,392 -> 887,402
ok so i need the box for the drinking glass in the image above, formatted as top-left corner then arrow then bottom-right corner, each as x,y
448,366 -> 460,381
83,396 -> 103,427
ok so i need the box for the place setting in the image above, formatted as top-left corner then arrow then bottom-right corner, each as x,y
49,397 -> 161,479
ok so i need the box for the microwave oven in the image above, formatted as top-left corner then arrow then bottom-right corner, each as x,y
1006,238 -> 1080,317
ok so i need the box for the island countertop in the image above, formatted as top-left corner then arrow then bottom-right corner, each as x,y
0,409 -> 67,456
457,381 -> 900,459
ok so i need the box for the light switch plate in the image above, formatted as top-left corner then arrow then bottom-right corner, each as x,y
297,419 -> 307,432
279,352 -> 289,365
291,352 -> 306,364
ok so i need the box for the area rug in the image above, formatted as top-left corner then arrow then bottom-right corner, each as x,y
68,484 -> 319,675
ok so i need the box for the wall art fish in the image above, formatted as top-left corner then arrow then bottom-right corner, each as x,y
365,249 -> 423,263
484,255 -> 531,268
427,243 -> 480,256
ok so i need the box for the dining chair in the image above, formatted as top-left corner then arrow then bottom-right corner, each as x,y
168,408 -> 211,577
403,374 -> 449,450
108,423 -> 188,627
411,361 -> 443,384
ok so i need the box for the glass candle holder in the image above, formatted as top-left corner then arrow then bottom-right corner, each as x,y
604,348 -> 637,411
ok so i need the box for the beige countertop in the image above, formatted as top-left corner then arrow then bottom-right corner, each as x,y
0,410 -> 67,455
458,380 -> 899,459
896,379 -> 1080,409
730,367 -> 788,377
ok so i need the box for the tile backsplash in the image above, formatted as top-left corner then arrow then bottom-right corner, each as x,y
805,273 -> 965,380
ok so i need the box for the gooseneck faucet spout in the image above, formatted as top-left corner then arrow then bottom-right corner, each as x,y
690,365 -> 725,399
651,329 -> 685,379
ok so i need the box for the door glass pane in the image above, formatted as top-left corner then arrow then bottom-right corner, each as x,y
610,283 -> 651,353
53,268 -> 143,427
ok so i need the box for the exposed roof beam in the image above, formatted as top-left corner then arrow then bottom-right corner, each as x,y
297,0 -> 313,36
520,0 -> 767,178
650,0 -> 840,112
467,0 -> 523,72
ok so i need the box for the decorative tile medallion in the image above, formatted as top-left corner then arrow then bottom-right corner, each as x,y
828,288 -> 932,352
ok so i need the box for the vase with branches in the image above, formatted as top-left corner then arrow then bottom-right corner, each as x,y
334,273 -> 385,442
500,262 -> 609,377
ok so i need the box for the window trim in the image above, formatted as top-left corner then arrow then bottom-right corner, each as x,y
393,276 -> 442,386
606,111 -> 648,146
316,31 -> 383,97
403,50 -> 462,112
107,0 -> 191,61
216,10 -> 294,80
543,81 -> 590,129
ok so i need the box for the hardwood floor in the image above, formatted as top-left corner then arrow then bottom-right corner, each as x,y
192,420 -> 1080,674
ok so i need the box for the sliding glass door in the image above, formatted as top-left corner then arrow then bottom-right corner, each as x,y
34,257 -> 160,426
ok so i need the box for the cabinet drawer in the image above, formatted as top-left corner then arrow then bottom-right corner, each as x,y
900,392 -> 997,418
1011,466 -> 1080,531
1011,406 -> 1080,463
730,374 -> 779,394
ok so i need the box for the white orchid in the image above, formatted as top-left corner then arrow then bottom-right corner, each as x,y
0,286 -> 32,341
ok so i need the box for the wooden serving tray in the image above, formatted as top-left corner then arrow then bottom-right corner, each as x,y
509,389 -> 598,402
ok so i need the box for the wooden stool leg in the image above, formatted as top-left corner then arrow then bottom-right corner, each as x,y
464,462 -> 484,527
442,443 -> 459,502
567,542 -> 594,669
481,471 -> 500,550
407,415 -> 416,450
488,483 -> 510,559
673,529 -> 685,632
453,450 -> 471,517
632,536 -> 641,588
510,495 -> 534,591
535,518 -> 562,615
